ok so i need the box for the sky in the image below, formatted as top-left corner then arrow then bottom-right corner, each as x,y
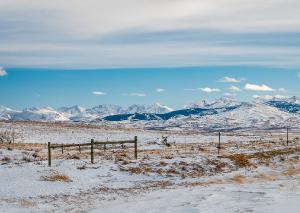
0,67 -> 299,110
0,1 -> 300,109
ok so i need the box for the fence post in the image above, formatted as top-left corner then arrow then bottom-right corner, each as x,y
134,136 -> 138,159
48,142 -> 51,167
61,145 -> 64,154
287,127 -> 289,146
218,132 -> 221,154
79,144 -> 81,153
91,139 -> 94,164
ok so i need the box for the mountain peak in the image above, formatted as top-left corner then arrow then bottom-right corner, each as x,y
187,97 -> 240,109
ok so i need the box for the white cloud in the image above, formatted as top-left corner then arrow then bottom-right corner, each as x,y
219,76 -> 240,83
244,83 -> 275,91
128,93 -> 146,97
224,92 -> 236,97
199,87 -> 220,93
278,88 -> 287,92
92,91 -> 106,96
156,88 -> 165,92
228,85 -> 242,92
1,1 -> 300,68
184,88 -> 197,91
0,67 -> 7,76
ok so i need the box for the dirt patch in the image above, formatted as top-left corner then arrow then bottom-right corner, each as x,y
41,173 -> 71,182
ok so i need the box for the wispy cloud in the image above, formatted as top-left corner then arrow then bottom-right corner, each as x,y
0,67 -> 7,76
1,1 -> 300,68
224,92 -> 236,97
184,88 -> 197,91
127,93 -> 147,97
228,85 -> 242,92
278,88 -> 287,92
219,76 -> 241,83
92,91 -> 106,96
156,88 -> 165,92
244,83 -> 275,91
199,87 -> 221,93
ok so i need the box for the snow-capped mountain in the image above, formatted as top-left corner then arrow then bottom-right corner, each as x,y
57,105 -> 86,116
1,97 -> 300,130
12,107 -> 68,122
0,103 -> 174,122
266,97 -> 300,114
186,97 -> 241,109
0,106 -> 19,120
86,105 -> 124,116
139,102 -> 300,130
124,103 -> 173,114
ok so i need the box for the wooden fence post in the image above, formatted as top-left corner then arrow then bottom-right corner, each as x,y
61,145 -> 64,154
287,127 -> 289,146
48,142 -> 51,167
91,139 -> 94,164
79,144 -> 81,153
134,136 -> 138,159
218,132 -> 221,154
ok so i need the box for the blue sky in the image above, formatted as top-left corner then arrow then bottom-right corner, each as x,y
0,1 -> 300,109
0,66 -> 299,109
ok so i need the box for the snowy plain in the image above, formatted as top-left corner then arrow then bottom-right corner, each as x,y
1,121 -> 300,212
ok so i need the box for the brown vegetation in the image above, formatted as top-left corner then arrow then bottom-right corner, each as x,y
228,154 -> 252,168
41,173 -> 71,182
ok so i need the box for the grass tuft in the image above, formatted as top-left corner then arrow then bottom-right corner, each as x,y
41,173 -> 71,182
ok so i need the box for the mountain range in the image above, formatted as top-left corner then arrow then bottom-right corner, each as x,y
1,97 -> 300,130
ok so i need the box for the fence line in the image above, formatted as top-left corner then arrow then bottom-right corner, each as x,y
48,136 -> 137,166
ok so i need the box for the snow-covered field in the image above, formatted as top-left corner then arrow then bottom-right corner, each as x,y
1,121 -> 300,212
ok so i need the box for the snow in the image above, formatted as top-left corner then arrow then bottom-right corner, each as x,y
1,97 -> 300,132
1,121 -> 300,212
0,121 -> 268,146
91,179 -> 300,213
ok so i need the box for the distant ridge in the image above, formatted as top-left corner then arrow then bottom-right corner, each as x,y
1,97 -> 300,130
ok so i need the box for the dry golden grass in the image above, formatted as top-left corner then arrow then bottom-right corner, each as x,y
228,154 -> 252,168
232,175 -> 245,184
41,173 -> 71,182
179,179 -> 226,187
283,167 -> 300,176
254,173 -> 276,181
206,159 -> 226,172
19,199 -> 35,207
250,148 -> 299,160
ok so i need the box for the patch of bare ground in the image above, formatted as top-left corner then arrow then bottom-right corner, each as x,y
254,173 -> 277,181
19,199 -> 36,207
283,166 -> 300,176
178,179 -> 226,187
98,180 -> 173,195
231,175 -> 246,184
118,158 -> 230,178
226,147 -> 300,168
41,172 -> 71,182
227,154 -> 253,168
